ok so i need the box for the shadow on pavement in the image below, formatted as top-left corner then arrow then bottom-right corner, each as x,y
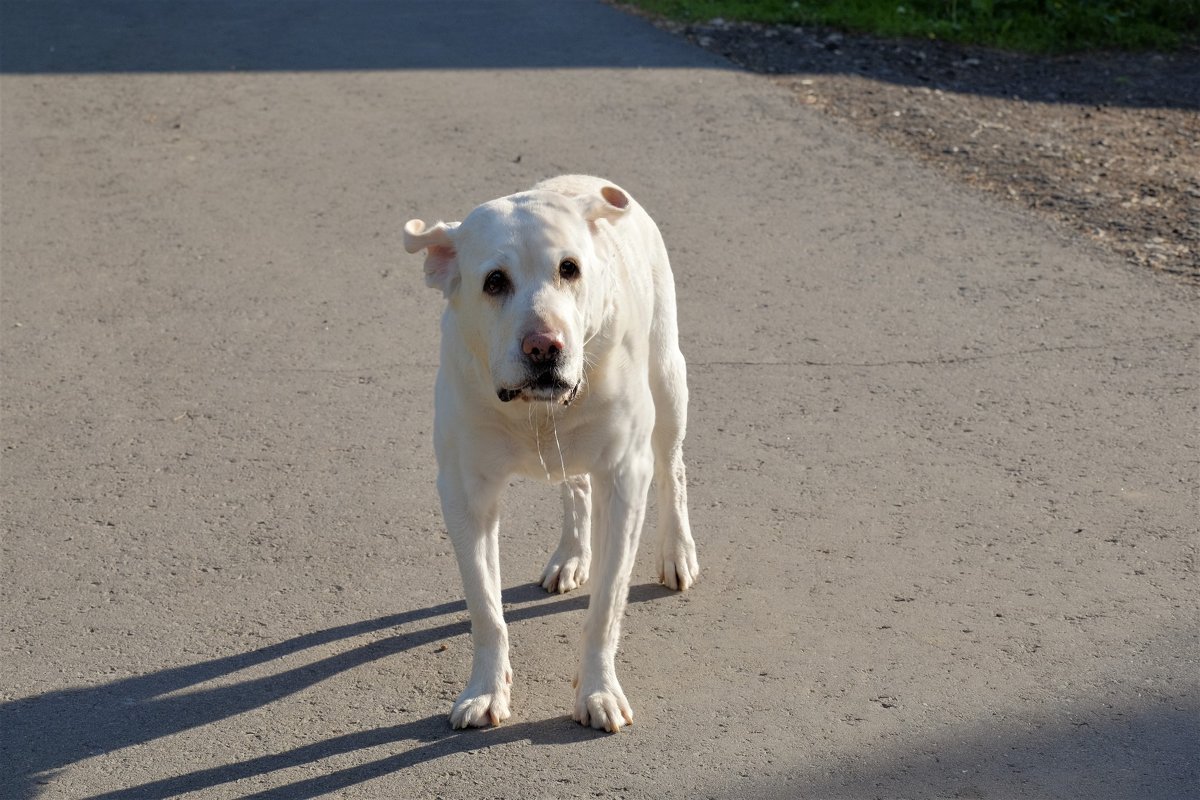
84,714 -> 597,800
2,0 -> 1192,110
0,582 -> 673,800
683,19 -> 1200,110
0,0 -> 716,73
732,701 -> 1200,800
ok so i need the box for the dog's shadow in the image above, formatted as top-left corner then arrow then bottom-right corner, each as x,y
1,582 -> 675,800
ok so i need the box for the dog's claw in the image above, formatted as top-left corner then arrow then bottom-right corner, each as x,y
659,562 -> 696,591
450,686 -> 511,729
657,539 -> 699,591
540,551 -> 590,594
573,684 -> 634,733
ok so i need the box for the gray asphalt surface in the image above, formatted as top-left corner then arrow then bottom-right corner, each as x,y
2,2 -> 1197,798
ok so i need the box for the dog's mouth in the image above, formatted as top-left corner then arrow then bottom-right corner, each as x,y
497,375 -> 580,405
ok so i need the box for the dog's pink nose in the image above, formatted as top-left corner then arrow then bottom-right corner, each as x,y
522,330 -> 564,363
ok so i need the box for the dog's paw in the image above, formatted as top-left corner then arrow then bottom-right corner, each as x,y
572,678 -> 633,733
657,539 -> 699,591
540,549 -> 590,594
450,682 -> 512,729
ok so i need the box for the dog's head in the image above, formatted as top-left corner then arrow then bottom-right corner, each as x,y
405,184 -> 630,405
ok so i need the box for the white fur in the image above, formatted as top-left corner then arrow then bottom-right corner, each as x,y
404,175 -> 698,732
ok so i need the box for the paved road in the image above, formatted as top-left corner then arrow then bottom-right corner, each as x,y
2,2 -> 1196,798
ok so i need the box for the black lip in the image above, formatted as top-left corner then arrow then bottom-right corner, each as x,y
533,372 -> 571,391
496,377 -> 579,404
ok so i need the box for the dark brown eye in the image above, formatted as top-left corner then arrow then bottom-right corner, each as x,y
483,269 -> 511,297
559,259 -> 580,281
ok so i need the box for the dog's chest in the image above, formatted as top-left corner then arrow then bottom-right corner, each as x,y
493,410 -> 602,481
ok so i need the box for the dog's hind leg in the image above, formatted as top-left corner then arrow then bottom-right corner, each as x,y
649,326 -> 699,591
540,474 -> 592,593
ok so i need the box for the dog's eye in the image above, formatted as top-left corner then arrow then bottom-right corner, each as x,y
559,259 -> 580,282
483,269 -> 511,297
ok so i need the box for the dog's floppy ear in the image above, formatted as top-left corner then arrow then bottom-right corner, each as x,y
404,219 -> 461,297
576,185 -> 630,225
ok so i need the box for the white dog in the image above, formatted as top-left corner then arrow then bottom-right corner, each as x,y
403,175 -> 698,733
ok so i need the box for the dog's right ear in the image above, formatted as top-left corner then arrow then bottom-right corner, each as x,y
404,219 -> 460,297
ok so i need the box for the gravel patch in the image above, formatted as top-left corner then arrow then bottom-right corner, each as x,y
631,9 -> 1200,283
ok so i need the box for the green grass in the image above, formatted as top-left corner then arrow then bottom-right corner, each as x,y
627,0 -> 1200,52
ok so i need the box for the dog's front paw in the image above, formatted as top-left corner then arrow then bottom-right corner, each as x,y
450,681 -> 512,729
657,538 -> 699,591
540,548 -> 590,594
572,678 -> 633,733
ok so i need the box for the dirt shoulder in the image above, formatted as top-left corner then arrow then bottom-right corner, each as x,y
630,10 -> 1200,284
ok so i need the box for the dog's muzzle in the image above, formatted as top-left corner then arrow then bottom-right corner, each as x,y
498,331 -> 580,404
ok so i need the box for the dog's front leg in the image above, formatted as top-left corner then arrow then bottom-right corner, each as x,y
438,465 -> 512,729
573,452 -> 652,733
